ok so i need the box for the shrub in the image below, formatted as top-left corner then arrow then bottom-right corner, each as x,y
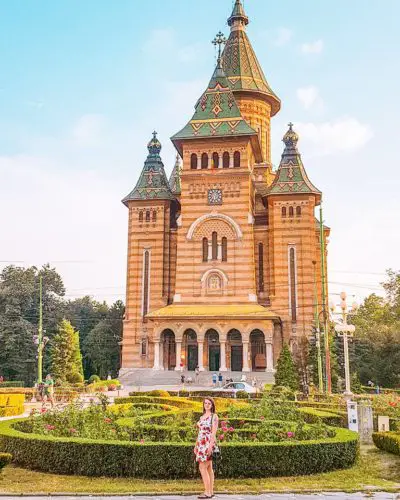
236,391 -> 249,399
0,381 -> 24,388
0,388 -> 33,401
88,375 -> 100,384
0,419 -> 358,478
274,344 -> 299,391
0,452 -> 12,471
299,408 -> 347,428
0,394 -> 25,407
373,431 -> 400,455
67,372 -> 84,384
146,390 -> 170,398
0,406 -> 24,417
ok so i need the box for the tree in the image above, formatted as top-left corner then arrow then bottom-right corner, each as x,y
50,319 -> 83,384
274,343 -> 299,391
83,301 -> 124,379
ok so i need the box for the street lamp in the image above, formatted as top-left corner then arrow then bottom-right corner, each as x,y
334,292 -> 358,395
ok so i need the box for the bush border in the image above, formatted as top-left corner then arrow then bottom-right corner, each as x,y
0,418 -> 359,478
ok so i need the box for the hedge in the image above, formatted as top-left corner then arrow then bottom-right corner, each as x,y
114,396 -> 200,410
0,381 -> 24,388
0,419 -> 358,478
299,408 -> 347,428
372,431 -> 400,455
0,406 -> 24,417
0,452 -> 12,471
0,394 -> 25,407
0,388 -> 33,401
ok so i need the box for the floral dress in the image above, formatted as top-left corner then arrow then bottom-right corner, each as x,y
194,414 -> 213,463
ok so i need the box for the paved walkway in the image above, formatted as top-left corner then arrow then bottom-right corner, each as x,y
0,494 -> 398,499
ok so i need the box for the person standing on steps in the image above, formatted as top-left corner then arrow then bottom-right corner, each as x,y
194,398 -> 219,499
195,365 -> 200,384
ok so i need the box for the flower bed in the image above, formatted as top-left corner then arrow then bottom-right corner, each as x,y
0,417 -> 358,478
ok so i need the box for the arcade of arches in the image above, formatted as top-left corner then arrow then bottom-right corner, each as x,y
153,325 -> 275,372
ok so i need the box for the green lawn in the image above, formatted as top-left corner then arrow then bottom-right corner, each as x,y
0,446 -> 399,494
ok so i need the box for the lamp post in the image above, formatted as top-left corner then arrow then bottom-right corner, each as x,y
334,292 -> 358,395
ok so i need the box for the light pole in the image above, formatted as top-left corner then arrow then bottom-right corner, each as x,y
33,276 -> 49,384
334,292 -> 358,395
312,260 -> 324,392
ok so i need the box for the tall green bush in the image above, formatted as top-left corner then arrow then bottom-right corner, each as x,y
50,319 -> 83,384
274,344 -> 300,391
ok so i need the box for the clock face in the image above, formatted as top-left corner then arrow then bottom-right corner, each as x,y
208,189 -> 222,205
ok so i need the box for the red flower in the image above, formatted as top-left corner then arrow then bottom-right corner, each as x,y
69,428 -> 77,434
228,427 -> 234,432
40,408 -> 47,413
45,424 -> 55,431
287,431 -> 294,438
140,439 -> 144,444
218,434 -> 225,441
251,434 -> 257,440
104,417 -> 112,424
260,416 -> 265,420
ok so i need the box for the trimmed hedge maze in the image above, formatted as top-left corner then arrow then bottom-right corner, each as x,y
0,395 -> 359,478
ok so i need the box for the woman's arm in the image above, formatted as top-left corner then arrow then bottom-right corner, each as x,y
209,414 -> 219,450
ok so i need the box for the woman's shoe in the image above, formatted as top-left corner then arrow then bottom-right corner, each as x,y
198,495 -> 212,499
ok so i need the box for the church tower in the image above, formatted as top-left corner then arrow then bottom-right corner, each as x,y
121,133 -> 175,368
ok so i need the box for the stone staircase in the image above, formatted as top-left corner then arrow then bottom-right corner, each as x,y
119,368 -> 275,388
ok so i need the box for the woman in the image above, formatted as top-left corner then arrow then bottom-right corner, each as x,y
194,398 -> 219,499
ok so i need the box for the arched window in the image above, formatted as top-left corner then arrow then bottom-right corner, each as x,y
152,211 -> 157,222
139,211 -> 143,223
281,207 -> 287,218
222,237 -> 228,262
201,153 -> 208,169
233,151 -> 241,168
212,152 -> 219,169
142,250 -> 150,316
289,206 -> 294,217
212,231 -> 218,260
223,152 -> 230,169
190,153 -> 198,170
202,238 -> 208,262
258,242 -> 264,292
145,210 -> 151,222
296,206 -> 301,217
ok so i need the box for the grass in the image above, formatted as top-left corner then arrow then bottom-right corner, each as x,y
0,446 -> 399,494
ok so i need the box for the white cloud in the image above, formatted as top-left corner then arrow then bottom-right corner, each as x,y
301,40 -> 324,54
72,114 -> 106,146
296,117 -> 373,155
273,28 -> 293,46
296,86 -> 324,111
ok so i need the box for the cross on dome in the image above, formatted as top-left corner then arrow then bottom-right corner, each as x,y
212,31 -> 227,63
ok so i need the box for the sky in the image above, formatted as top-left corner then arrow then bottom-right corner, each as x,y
1,0 -> 399,307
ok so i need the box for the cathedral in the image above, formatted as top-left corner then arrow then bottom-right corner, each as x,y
120,0 -> 329,377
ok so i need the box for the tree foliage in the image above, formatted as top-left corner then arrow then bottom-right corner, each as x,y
50,319 -> 83,384
274,343 -> 300,391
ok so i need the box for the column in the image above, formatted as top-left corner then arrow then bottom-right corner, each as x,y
197,155 -> 201,170
266,342 -> 274,372
242,341 -> 250,372
175,341 -> 182,371
217,243 -> 222,260
220,341 -> 227,371
229,153 -> 234,168
153,341 -> 161,370
208,242 -> 212,261
208,154 -> 212,169
198,341 -> 205,371
218,153 -> 223,168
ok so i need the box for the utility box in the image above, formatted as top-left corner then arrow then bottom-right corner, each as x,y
347,400 -> 359,432
358,401 -> 374,444
377,415 -> 390,432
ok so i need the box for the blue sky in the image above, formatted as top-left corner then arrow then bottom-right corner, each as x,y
1,0 -> 399,305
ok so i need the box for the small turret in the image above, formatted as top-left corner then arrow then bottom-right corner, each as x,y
169,154 -> 182,196
122,132 -> 174,205
228,0 -> 249,28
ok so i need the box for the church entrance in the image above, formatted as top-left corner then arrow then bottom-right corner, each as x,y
250,329 -> 266,371
161,329 -> 176,371
228,329 -> 243,371
205,329 -> 220,371
183,329 -> 198,371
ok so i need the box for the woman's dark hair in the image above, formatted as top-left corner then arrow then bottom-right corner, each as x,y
202,397 -> 216,414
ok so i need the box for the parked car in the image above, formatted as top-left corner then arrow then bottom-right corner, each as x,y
213,382 -> 258,395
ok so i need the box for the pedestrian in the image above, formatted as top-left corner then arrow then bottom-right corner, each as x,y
193,398 -> 219,499
0,375 -> 3,383
43,374 -> 55,408
195,365 -> 200,384
181,374 -> 186,384
252,376 -> 257,387
218,372 -> 223,387
212,373 -> 217,387
240,373 -> 247,382
180,361 -> 184,372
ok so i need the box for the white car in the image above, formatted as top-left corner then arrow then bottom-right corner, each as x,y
213,382 -> 258,394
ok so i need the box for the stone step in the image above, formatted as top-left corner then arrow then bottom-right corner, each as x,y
119,368 -> 275,388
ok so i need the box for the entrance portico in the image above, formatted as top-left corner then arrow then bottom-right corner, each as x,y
148,304 -> 278,373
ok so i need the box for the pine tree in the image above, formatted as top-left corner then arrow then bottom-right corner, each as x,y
274,343 -> 300,391
50,319 -> 83,384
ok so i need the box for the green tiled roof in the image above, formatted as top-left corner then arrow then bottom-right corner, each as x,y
171,60 -> 257,143
222,1 -> 281,116
267,124 -> 321,196
122,132 -> 174,205
169,154 -> 182,195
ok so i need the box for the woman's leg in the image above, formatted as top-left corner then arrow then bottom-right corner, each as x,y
199,461 -> 211,496
207,460 -> 214,496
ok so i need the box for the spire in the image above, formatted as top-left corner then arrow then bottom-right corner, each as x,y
222,2 -> 280,116
228,0 -> 249,29
171,32 -> 262,162
169,153 -> 182,195
122,132 -> 174,205
267,123 -> 321,198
